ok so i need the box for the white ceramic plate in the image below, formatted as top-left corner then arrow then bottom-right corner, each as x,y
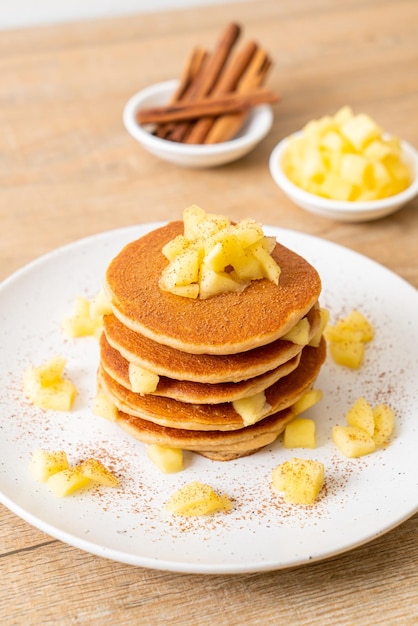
1,224 -> 417,574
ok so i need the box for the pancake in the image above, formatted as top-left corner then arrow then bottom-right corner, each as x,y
116,406 -> 297,461
104,221 -> 322,355
99,332 -> 302,404
102,303 -> 321,383
98,339 -> 326,431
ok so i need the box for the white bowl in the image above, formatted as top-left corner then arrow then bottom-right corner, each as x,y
269,133 -> 418,222
123,80 -> 273,168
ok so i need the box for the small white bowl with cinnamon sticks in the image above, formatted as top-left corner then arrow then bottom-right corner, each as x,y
123,23 -> 279,168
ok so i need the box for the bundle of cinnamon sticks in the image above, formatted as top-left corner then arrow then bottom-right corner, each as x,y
136,23 -> 279,145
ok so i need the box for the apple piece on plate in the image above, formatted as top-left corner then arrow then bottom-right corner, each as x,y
147,444 -> 183,473
346,396 -> 374,436
92,390 -> 118,422
272,458 -> 324,505
372,403 -> 395,446
165,481 -> 232,516
283,418 -> 316,449
29,449 -> 70,483
332,425 -> 376,458
48,466 -> 92,497
79,458 -> 119,487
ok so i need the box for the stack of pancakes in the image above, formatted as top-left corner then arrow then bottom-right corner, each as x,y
98,220 -> 326,461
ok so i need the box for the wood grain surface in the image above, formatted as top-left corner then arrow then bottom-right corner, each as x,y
1,1 -> 417,624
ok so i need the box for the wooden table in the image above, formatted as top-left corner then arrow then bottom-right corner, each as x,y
1,1 -> 417,623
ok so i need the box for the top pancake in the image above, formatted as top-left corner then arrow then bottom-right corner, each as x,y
105,221 -> 322,355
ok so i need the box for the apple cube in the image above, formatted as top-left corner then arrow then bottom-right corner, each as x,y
79,458 -> 119,487
162,234 -> 190,261
249,241 -> 281,284
204,234 -> 243,273
333,105 -> 354,126
29,449 -> 69,483
165,481 -> 232,516
329,340 -> 365,369
35,356 -> 66,386
198,263 -> 244,300
233,391 -> 271,426
281,317 -> 310,345
332,425 -> 376,458
292,389 -> 323,416
300,148 -> 327,182
272,458 -> 324,505
283,418 -> 316,449
89,288 -> 112,318
63,296 -> 103,338
320,172 -> 354,200
340,153 -> 372,187
309,307 -> 330,347
340,309 -> 374,342
372,403 -> 395,446
233,218 -> 265,247
161,283 -> 200,299
160,248 -> 201,288
128,363 -> 159,394
340,113 -> 381,151
92,390 -> 118,422
346,396 -> 374,436
231,248 -> 264,281
48,466 -> 92,497
147,444 -> 183,473
23,360 -> 77,412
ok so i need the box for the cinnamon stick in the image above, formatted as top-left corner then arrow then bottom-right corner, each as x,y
137,89 -> 279,124
154,47 -> 207,139
167,22 -> 241,143
204,49 -> 273,144
184,40 -> 258,144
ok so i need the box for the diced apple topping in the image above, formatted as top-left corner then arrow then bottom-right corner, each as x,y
282,106 -> 411,201
128,363 -> 159,394
325,309 -> 374,369
29,448 -> 119,496
63,288 -> 112,339
147,444 -> 184,473
23,356 -> 77,411
309,308 -> 330,347
165,481 -> 232,516
292,389 -> 323,416
284,418 -> 316,449
159,206 -> 281,299
233,391 -> 271,426
92,390 -> 118,422
332,397 -> 395,458
281,317 -> 311,345
272,458 -> 325,505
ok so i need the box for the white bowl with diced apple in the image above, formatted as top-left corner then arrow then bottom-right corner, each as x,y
123,80 -> 274,168
269,109 -> 418,222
